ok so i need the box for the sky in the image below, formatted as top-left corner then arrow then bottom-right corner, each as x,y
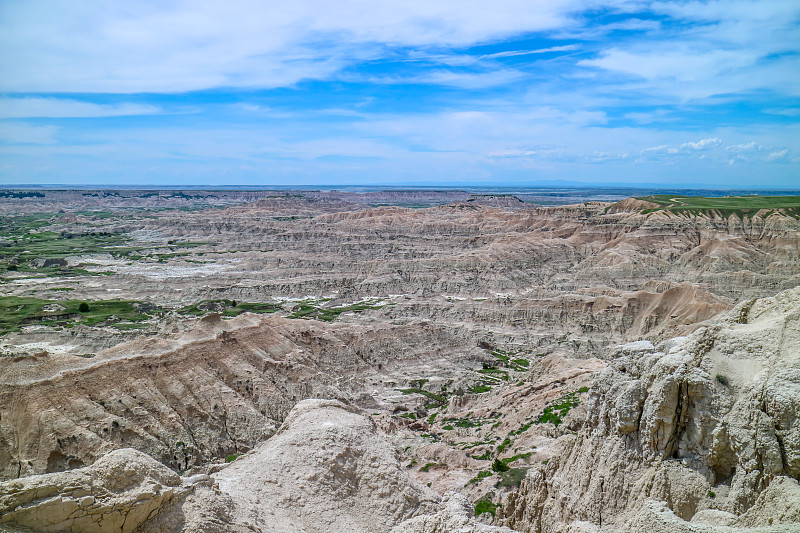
0,1 -> 798,188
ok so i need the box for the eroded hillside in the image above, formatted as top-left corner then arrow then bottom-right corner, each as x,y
1,190 -> 798,532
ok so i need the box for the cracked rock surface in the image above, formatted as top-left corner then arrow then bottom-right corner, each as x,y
498,286 -> 800,532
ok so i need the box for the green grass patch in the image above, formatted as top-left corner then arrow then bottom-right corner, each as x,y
474,500 -> 498,517
442,417 -> 484,429
178,299 -> 282,318
468,470 -> 493,484
496,437 -> 512,455
535,391 -> 581,427
495,467 -> 529,489
420,462 -> 436,472
635,195 -> 800,219
286,298 -> 385,322
468,384 -> 492,394
0,296 -> 154,334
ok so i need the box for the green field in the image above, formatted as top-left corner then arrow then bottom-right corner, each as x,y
0,297 -> 154,334
635,195 -> 800,219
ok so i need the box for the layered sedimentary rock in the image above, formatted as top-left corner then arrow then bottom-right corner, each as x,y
0,312 -> 489,480
0,448 -> 183,532
498,286 -> 800,532
0,400 -> 445,533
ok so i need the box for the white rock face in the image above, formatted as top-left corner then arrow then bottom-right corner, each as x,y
208,398 -> 441,532
498,286 -> 800,532
392,492 -> 515,533
0,448 -> 182,532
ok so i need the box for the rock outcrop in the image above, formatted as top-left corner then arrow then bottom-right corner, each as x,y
392,492 -> 515,532
0,448 -> 182,532
498,286 -> 800,532
208,399 -> 440,532
0,399 -> 444,533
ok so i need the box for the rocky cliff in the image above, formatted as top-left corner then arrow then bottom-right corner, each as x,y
498,286 -> 800,532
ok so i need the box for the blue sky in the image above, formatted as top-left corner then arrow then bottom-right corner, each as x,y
0,1 -> 798,188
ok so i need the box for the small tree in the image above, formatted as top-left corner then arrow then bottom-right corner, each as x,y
492,458 -> 509,473
78,302 -> 90,312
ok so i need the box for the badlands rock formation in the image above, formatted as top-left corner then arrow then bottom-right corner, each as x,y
0,400 -> 441,533
0,313 -> 486,480
2,283 -> 797,532
498,286 -> 800,532
1,192 -> 799,532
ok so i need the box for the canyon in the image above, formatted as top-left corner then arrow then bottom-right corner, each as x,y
0,189 -> 798,532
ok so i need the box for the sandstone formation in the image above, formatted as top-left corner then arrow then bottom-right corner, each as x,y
0,314 -> 486,480
0,400 -> 444,533
2,191 -> 799,533
498,286 -> 800,532
0,448 -> 183,532
392,492 -> 515,532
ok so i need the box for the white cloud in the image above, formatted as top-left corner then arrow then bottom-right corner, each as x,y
0,122 -> 59,144
680,137 -> 722,150
764,108 -> 800,117
0,98 -> 159,118
0,1 -> 588,93
725,141 -> 761,152
768,149 -> 789,161
580,49 -> 758,83
481,45 -> 578,59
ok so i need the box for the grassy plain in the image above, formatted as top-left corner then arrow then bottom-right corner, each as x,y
636,195 -> 800,218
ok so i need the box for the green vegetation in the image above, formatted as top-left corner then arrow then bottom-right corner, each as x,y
535,391 -> 581,427
500,452 -> 532,466
708,491 -> 716,498
178,299 -> 282,318
473,450 -> 492,460
635,195 -> 800,219
287,298 -> 385,322
716,374 -> 729,386
495,467 -> 529,489
488,348 -> 530,372
468,384 -> 492,394
492,458 -> 510,473
496,437 -> 512,454
441,416 -> 485,429
474,499 -> 499,517
0,296 -> 155,334
398,412 -> 417,420
420,462 -> 437,472
468,470 -> 493,484
509,420 -> 534,436
225,454 -> 240,463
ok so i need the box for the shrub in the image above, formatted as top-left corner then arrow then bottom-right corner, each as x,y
708,490 -> 716,498
492,458 -> 510,472
716,374 -> 729,386
78,302 -> 90,312
226,453 -> 240,463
